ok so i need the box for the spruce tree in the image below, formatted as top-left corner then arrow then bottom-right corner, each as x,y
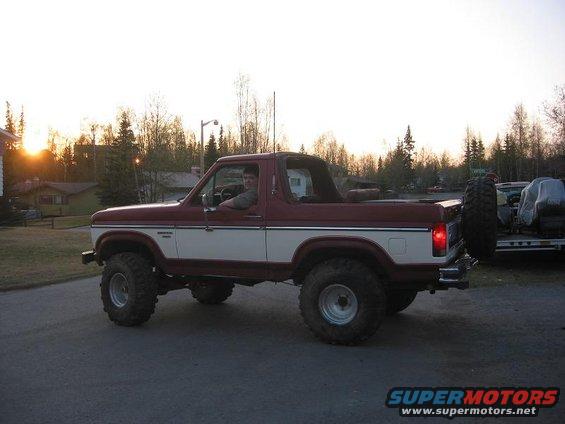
402,125 -> 415,184
97,112 -> 138,206
4,102 -> 16,141
489,134 -> 504,178
476,135 -> 485,167
204,133 -> 219,170
470,136 -> 479,168
463,126 -> 473,178
1,102 -> 17,221
503,133 -> 517,181
217,125 -> 227,158
17,106 -> 25,139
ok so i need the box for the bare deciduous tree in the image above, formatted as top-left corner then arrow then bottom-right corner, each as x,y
509,103 -> 530,180
138,95 -> 173,202
529,119 -> 545,178
543,85 -> 565,156
235,73 -> 251,153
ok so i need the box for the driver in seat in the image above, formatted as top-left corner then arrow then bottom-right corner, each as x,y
219,166 -> 259,209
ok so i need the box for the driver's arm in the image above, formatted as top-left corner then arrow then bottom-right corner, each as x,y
219,197 -> 237,208
220,189 -> 256,209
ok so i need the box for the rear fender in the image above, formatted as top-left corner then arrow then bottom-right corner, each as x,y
291,236 -> 396,282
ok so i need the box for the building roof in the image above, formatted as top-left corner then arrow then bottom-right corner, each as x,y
0,128 -> 20,141
13,181 -> 98,195
0,128 -> 20,155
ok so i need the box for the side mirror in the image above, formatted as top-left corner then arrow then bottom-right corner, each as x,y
202,193 -> 216,213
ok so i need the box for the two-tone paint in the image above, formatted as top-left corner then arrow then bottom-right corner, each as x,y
90,153 -> 463,285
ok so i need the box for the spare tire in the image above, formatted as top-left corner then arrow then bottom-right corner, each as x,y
190,281 -> 234,304
462,177 -> 497,259
386,290 -> 417,316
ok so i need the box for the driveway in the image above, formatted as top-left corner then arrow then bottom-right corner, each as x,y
1,278 -> 564,423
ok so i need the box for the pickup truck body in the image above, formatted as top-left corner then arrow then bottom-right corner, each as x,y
84,152 -> 480,344
87,152 -> 468,289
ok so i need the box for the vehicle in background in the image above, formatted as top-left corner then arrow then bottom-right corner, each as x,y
496,181 -> 530,207
494,178 -> 565,253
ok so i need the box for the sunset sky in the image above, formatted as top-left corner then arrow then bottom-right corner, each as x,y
1,0 -> 564,156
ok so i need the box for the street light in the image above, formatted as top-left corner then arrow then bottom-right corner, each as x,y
200,119 -> 219,178
133,157 -> 142,203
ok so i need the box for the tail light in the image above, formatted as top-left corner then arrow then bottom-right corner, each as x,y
432,222 -> 447,257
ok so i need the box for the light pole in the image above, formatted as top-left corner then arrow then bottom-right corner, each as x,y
133,157 -> 142,203
200,119 -> 218,178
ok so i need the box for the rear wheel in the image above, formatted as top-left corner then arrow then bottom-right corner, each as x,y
299,258 -> 386,345
462,177 -> 497,259
101,253 -> 158,326
386,290 -> 417,316
190,281 -> 234,304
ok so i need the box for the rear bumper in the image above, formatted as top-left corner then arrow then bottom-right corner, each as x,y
438,255 -> 477,289
82,250 -> 97,265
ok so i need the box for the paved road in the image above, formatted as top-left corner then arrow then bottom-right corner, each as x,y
1,278 -> 564,424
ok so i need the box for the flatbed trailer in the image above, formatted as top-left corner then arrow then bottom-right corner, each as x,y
496,234 -> 565,252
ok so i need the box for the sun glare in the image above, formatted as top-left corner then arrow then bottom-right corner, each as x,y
23,126 -> 47,154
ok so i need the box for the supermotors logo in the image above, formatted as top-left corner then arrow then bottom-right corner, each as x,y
385,387 -> 559,418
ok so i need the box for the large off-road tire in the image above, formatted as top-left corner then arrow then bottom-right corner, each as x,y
190,281 -> 234,304
386,290 -> 417,316
299,258 -> 386,345
100,252 -> 158,326
462,177 -> 497,259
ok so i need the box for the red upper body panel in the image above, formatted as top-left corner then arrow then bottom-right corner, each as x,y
92,153 -> 460,228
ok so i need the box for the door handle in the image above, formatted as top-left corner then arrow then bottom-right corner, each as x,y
244,214 -> 263,219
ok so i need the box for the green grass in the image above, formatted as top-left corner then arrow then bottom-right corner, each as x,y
468,251 -> 565,287
52,215 -> 92,229
0,227 -> 100,290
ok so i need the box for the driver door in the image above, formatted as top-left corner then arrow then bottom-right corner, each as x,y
176,162 -> 267,278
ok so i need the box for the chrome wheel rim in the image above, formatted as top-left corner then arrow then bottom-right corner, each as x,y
318,284 -> 358,325
109,273 -> 129,308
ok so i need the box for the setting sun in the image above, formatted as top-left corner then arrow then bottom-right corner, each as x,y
23,125 -> 47,154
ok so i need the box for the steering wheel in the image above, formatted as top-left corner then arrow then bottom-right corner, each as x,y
220,188 -> 234,202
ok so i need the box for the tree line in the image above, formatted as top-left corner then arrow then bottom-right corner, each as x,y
305,86 -> 565,191
1,75 -> 288,209
1,80 -> 564,213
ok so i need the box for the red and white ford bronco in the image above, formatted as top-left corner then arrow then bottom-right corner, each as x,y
83,152 -> 496,344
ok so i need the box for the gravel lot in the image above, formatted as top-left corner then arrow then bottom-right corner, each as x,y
1,277 -> 564,423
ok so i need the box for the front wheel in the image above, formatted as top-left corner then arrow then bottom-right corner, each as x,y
299,258 -> 386,345
100,253 -> 158,326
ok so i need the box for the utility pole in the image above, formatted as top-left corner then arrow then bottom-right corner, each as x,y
90,123 -> 98,182
200,120 -> 204,177
273,91 -> 276,153
200,119 -> 218,178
